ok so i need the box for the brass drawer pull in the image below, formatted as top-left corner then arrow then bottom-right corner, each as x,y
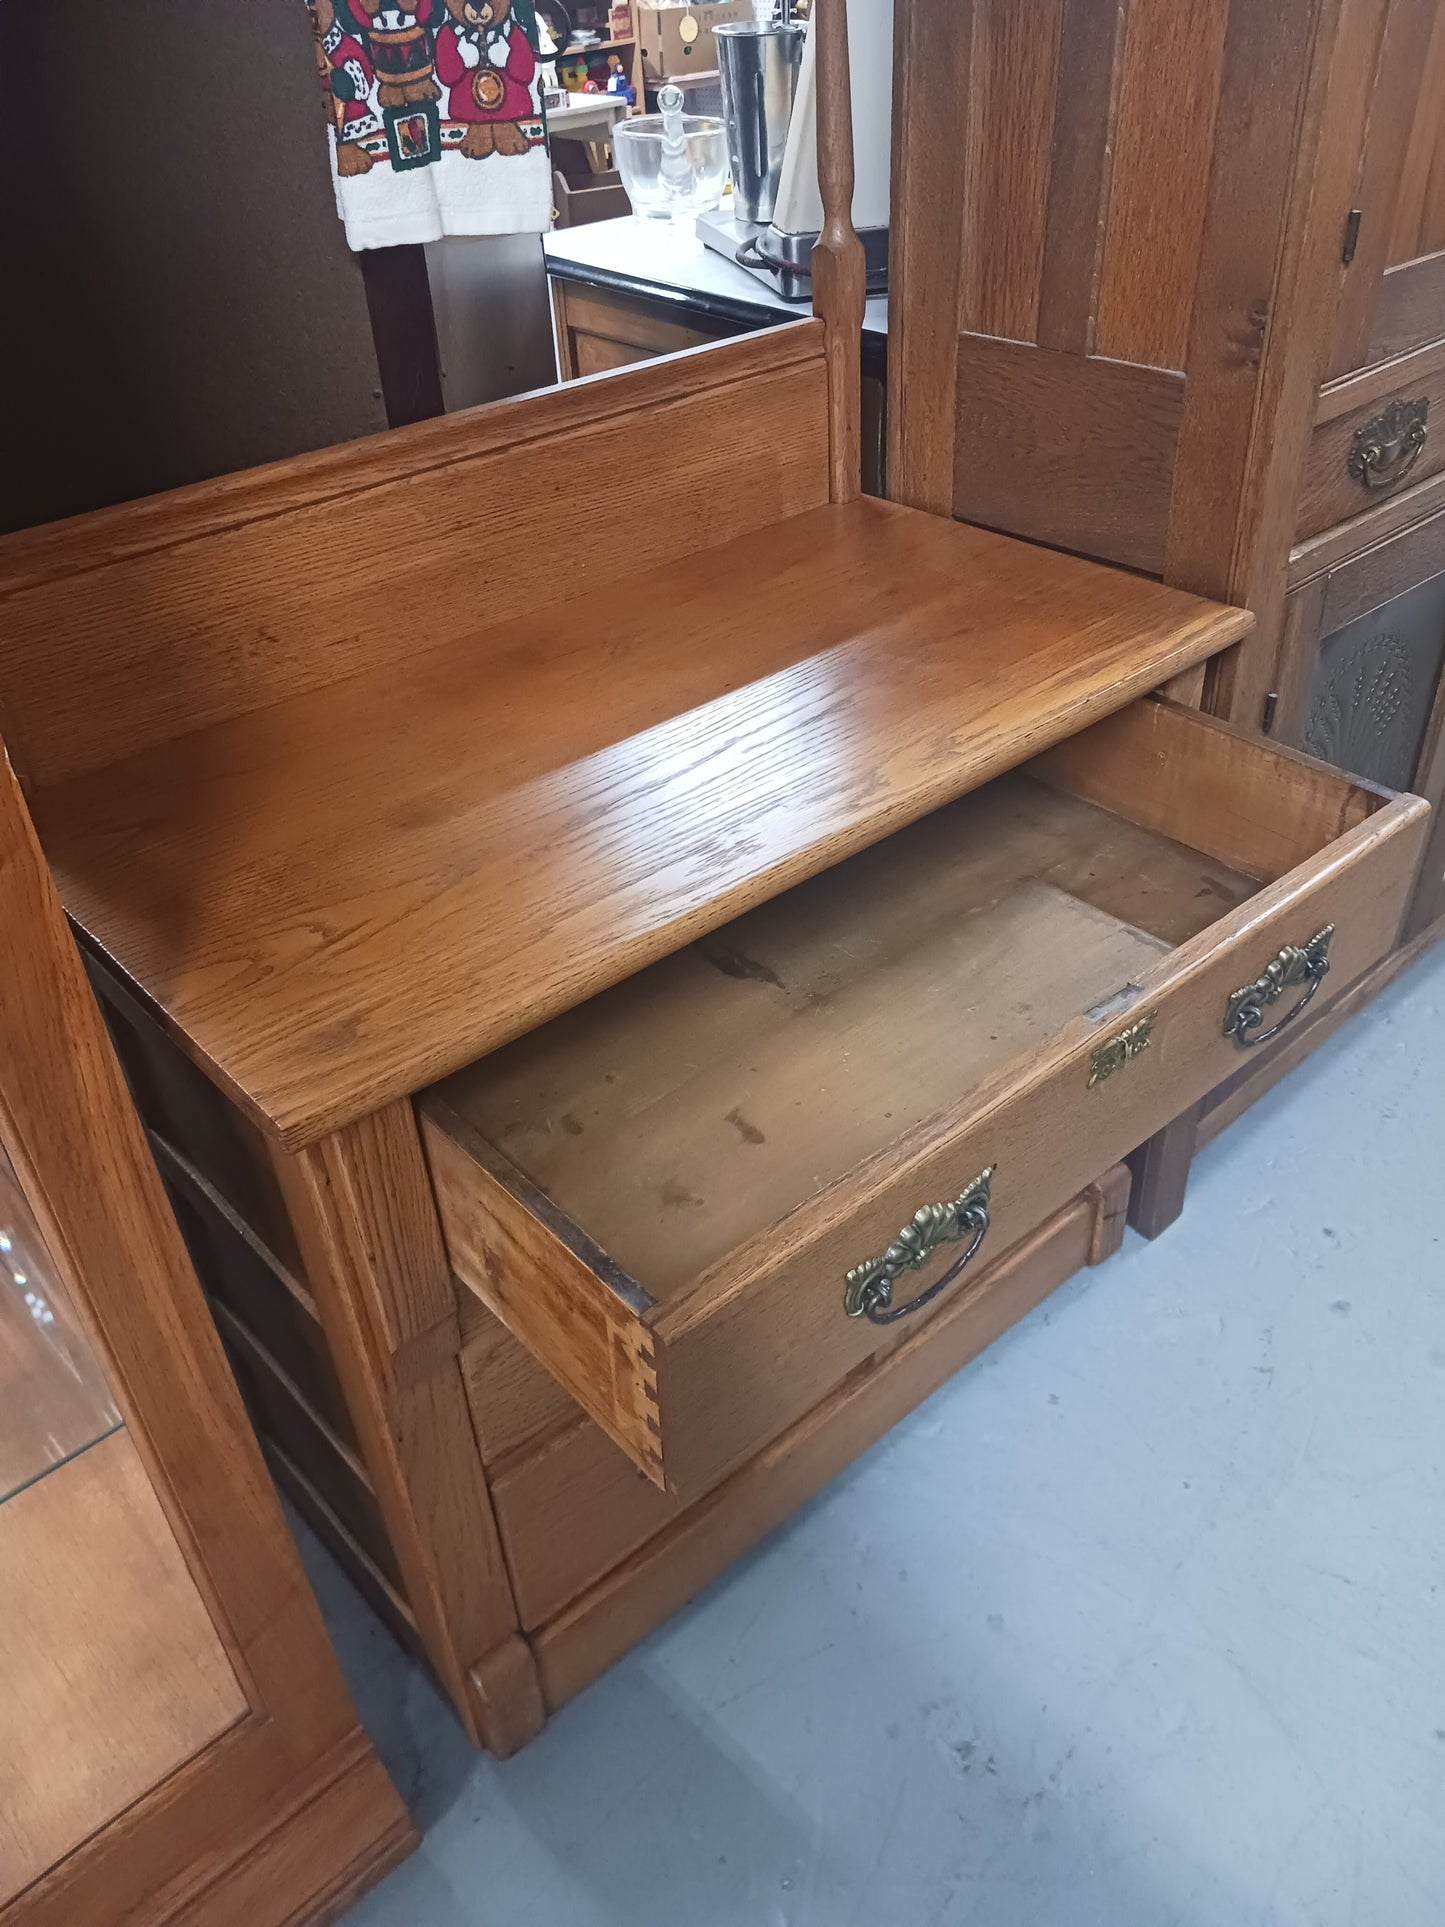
1223,925 -> 1333,1049
1348,398 -> 1428,491
844,1167 -> 994,1325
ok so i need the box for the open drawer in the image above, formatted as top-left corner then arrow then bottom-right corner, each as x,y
420,700 -> 1428,1500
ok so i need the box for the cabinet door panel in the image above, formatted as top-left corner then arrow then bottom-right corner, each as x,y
1330,0 -> 1445,375
1298,570 -> 1445,788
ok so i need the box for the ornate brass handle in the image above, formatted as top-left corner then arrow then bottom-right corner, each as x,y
1223,926 -> 1333,1049
1348,398 -> 1428,491
843,1167 -> 994,1325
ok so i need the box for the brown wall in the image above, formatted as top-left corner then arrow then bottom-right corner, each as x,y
0,0 -> 387,534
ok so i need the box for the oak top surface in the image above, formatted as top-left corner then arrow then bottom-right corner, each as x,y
39,497 -> 1251,1146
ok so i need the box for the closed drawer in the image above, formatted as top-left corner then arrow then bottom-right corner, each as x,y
421,700 -> 1428,1501
492,1177 -> 1129,1630
1299,366 -> 1445,544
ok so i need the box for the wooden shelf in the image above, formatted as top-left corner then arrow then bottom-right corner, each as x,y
36,496 -> 1250,1148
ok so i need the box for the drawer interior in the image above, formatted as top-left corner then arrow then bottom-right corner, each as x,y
423,698 -> 1413,1490
431,767 -> 1257,1300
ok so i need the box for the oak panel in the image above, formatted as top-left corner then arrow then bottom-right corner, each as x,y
0,1431 -> 244,1897
37,497 -> 1249,1146
959,0 -> 1065,343
0,327 -> 830,789
529,1181 -> 1126,1709
1298,351 -> 1445,538
1094,0 -> 1231,372
952,337 -> 1185,572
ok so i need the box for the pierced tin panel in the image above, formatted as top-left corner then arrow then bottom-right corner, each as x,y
1300,571 -> 1445,792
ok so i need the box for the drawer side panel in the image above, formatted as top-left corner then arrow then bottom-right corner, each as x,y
424,1112 -> 665,1487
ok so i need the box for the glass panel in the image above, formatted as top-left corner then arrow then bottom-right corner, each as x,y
0,1143 -> 122,1505
0,1145 -> 244,1898
1299,570 -> 1445,793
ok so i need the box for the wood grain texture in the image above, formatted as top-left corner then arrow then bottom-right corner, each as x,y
36,496 -> 1250,1148
1271,573 -> 1332,749
0,1431 -> 244,1897
1316,331 -> 1445,424
885,0 -> 971,509
468,1635 -> 546,1760
1316,506 -> 1445,632
1289,464 -> 1445,587
1370,247 -> 1445,366
0,324 -> 829,790
1125,1101 -> 1204,1239
430,775 -> 1248,1303
952,338 -> 1185,573
1175,0 -> 1373,729
425,700 -> 1424,1503
1199,907 -> 1444,1142
1297,356 -> 1445,539
1164,0 -> 1327,601
529,1181 -> 1125,1711
1036,0 -> 1127,357
492,1175 -> 1132,1632
423,1115 -> 664,1486
0,735 -> 410,1921
1030,697 -> 1389,882
1386,0 -> 1445,264
813,0 -> 866,502
271,1103 -> 520,1741
552,284 -> 730,382
958,0 -> 1065,343
1329,0 -> 1437,376
1094,0 -> 1232,372
457,1291 -> 575,1468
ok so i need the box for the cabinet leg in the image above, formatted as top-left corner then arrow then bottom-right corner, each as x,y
469,1634 -> 546,1758
1125,1102 -> 1203,1239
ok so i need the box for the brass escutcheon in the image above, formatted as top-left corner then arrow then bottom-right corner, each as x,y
1088,1009 -> 1157,1088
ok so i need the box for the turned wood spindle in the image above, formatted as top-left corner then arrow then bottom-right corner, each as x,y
812,0 -> 867,504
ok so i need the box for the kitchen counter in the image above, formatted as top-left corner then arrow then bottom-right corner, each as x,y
544,214 -> 888,364
544,214 -> 888,485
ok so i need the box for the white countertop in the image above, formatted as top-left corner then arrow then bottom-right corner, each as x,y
544,214 -> 888,338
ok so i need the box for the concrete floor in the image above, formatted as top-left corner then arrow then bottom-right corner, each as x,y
318,947 -> 1445,1927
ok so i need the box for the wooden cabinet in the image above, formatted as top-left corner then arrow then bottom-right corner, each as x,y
889,0 -> 1445,1146
0,744 -> 412,1925
1328,0 -> 1445,379
0,0 -> 1434,1766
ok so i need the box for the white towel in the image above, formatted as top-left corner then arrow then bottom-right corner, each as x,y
310,0 -> 552,249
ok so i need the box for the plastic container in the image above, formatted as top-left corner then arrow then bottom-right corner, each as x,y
613,88 -> 729,220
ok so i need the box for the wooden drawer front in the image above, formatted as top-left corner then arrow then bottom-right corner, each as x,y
492,1177 -> 1127,1630
422,701 -> 1428,1504
1299,366 -> 1445,544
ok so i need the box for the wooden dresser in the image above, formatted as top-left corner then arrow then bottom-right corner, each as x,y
0,0 -> 1431,1757
891,0 -> 1445,1170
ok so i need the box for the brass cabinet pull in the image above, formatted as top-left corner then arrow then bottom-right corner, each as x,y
1223,926 -> 1333,1049
1348,398 -> 1428,491
843,1167 -> 994,1325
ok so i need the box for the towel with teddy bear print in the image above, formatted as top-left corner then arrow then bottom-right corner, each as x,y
310,0 -> 552,248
